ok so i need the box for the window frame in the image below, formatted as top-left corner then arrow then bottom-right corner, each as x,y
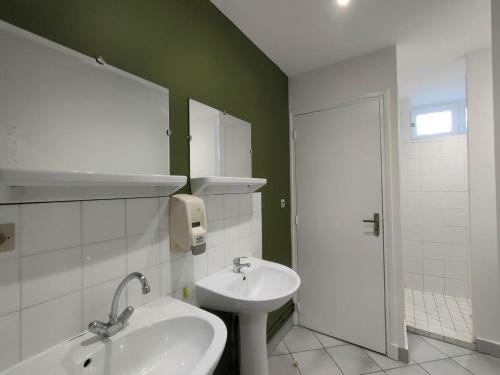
410,101 -> 466,140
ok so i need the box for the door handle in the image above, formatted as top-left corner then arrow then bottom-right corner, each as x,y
363,213 -> 380,237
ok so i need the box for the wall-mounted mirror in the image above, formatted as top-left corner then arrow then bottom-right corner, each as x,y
189,99 -> 252,178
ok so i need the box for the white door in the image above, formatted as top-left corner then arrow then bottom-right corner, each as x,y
294,98 -> 386,353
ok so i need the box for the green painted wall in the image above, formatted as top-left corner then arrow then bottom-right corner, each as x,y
0,0 -> 292,334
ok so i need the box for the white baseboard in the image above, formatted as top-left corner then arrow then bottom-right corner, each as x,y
476,337 -> 500,358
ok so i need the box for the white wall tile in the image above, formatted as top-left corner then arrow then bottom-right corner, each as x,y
203,195 -> 224,221
400,134 -> 470,297
250,232 -> 263,258
225,240 -> 239,266
159,230 -> 171,263
405,273 -> 424,290
82,277 -> 125,325
421,158 -> 442,175
21,247 -> 82,307
400,192 -> 421,208
404,256 -> 423,274
0,205 -> 20,260
422,192 -> 443,209
126,265 -> 160,307
402,240 -> 423,258
0,191 -> 263,368
224,217 -> 239,241
20,202 -> 80,255
82,200 -> 125,244
443,244 -> 467,262
207,219 -> 225,249
401,174 -> 421,191
238,193 -> 253,215
252,192 -> 262,212
423,225 -> 442,243
160,261 -> 173,296
445,279 -> 468,297
126,232 -> 160,271
126,198 -> 159,236
223,194 -> 239,218
442,157 -> 465,174
83,239 -> 126,287
0,312 -> 19,371
443,192 -> 467,209
21,292 -> 82,359
0,258 -> 20,316
169,256 -> 189,292
421,174 -> 442,191
423,242 -> 443,260
422,209 -> 442,226
158,197 -> 170,231
442,209 -> 467,227
442,138 -> 465,157
420,141 -> 442,158
250,211 -> 262,234
424,275 -> 445,294
187,253 -> 208,282
445,260 -> 468,280
443,173 -> 466,191
442,227 -> 468,245
207,245 -> 225,274
424,259 -> 444,277
239,214 -> 252,238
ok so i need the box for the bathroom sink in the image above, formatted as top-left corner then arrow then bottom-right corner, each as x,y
2,297 -> 226,375
196,257 -> 300,375
196,257 -> 301,313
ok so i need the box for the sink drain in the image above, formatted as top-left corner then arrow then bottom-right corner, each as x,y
83,358 -> 92,368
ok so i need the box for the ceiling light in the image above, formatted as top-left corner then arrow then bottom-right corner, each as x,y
337,0 -> 351,6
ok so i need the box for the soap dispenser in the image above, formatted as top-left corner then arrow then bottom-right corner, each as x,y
169,194 -> 207,255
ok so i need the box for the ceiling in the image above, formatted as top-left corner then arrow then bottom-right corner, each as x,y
211,0 -> 491,106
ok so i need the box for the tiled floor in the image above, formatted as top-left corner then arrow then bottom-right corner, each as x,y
405,288 -> 473,348
269,326 -> 500,375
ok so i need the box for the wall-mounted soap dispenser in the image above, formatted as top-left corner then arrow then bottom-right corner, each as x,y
170,194 -> 207,255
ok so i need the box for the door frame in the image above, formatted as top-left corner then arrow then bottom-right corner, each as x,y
289,92 -> 405,360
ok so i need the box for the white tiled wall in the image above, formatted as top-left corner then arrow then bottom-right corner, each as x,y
399,105 -> 470,298
0,193 -> 262,371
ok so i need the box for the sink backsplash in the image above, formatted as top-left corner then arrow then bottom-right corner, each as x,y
0,193 -> 262,371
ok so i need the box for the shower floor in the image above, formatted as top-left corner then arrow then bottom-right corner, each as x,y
405,288 -> 474,349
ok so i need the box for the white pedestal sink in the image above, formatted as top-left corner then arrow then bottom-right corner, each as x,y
2,297 -> 227,375
196,258 -> 301,375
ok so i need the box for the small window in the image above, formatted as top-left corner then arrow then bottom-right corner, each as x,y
411,102 -> 466,140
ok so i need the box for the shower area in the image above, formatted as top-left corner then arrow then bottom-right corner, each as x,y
399,99 -> 474,349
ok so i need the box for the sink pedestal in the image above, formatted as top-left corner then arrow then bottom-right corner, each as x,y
239,312 -> 269,375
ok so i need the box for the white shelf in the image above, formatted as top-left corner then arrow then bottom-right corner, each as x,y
191,176 -> 267,195
0,168 -> 187,203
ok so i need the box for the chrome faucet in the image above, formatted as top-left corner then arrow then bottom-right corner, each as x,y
233,257 -> 251,273
88,272 -> 150,337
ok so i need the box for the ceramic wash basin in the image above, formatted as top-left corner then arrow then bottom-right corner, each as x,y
195,257 -> 300,375
196,257 -> 300,313
2,297 -> 226,375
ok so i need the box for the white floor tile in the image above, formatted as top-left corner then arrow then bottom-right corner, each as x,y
385,365 -> 428,375
453,353 -> 500,375
271,341 -> 289,356
292,349 -> 342,375
420,336 -> 473,357
284,326 -> 322,353
268,354 -> 300,375
326,345 -> 381,375
364,349 -> 410,370
408,333 -> 448,363
313,331 -> 347,348
420,358 -> 472,375
405,288 -> 473,345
